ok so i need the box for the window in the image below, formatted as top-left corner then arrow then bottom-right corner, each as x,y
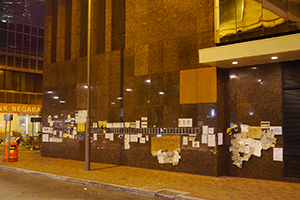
31,36 -> 37,56
0,30 -> 7,50
16,33 -> 23,53
216,0 -> 300,43
15,57 -> 22,68
30,59 -> 36,70
0,70 -> 4,89
7,56 -> 14,67
24,35 -> 30,55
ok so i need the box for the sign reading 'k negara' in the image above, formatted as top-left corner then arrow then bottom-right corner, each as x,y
0,103 -> 42,114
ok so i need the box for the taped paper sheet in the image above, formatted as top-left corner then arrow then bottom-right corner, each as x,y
208,134 -> 216,147
182,136 -> 188,145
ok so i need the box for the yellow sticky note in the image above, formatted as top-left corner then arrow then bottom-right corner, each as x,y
77,123 -> 85,131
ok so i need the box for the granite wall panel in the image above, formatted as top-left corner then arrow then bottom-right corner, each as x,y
41,0 -> 290,181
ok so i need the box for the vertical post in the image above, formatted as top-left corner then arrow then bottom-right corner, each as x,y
31,121 -> 34,150
7,120 -> 11,162
1,121 -> 8,162
85,0 -> 92,171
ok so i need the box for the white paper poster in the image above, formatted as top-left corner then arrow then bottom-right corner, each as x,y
192,141 -> 200,148
140,137 -> 146,143
218,133 -> 223,145
42,134 -> 49,142
202,125 -> 208,135
202,134 -> 208,144
183,136 -> 188,145
270,126 -> 282,135
130,134 -> 138,142
93,133 -> 97,141
273,148 -> 283,161
208,127 -> 214,134
208,134 -> 216,147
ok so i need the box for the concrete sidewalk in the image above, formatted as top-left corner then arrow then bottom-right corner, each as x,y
1,150 -> 300,200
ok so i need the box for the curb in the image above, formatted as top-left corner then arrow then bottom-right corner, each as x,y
0,165 -> 204,200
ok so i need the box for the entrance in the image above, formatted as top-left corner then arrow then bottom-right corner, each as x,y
282,61 -> 300,178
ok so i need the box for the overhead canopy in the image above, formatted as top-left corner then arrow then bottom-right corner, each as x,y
199,33 -> 300,68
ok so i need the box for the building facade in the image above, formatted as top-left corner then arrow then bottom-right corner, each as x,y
0,0 -> 44,135
42,0 -> 300,181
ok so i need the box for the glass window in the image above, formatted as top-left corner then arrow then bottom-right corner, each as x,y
31,27 -> 37,35
23,58 -> 29,69
38,60 -> 43,71
29,94 -> 36,104
5,70 -> 12,90
0,92 -> 4,102
31,36 -> 37,56
25,73 -> 35,92
0,55 -> 6,66
8,22 -> 15,31
38,28 -> 44,36
24,35 -> 30,55
22,94 -> 28,104
30,59 -> 36,70
36,95 -> 42,105
16,33 -> 23,53
7,56 -> 14,67
0,30 -> 7,50
12,72 -> 21,91
216,0 -> 300,43
0,70 -> 4,89
6,92 -> 13,103
8,31 -> 15,52
24,25 -> 30,34
15,57 -> 22,68
14,93 -> 21,104
0,21 -> 7,29
38,37 -> 44,57
35,74 -> 43,93
16,23 -> 23,32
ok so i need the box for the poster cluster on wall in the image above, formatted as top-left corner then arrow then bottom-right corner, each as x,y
229,122 -> 282,168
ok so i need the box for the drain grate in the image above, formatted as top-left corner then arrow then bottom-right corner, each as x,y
155,189 -> 189,199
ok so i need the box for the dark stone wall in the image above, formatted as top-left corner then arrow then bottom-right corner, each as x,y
42,0 -> 295,182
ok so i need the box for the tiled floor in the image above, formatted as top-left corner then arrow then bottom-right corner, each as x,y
1,150 -> 300,200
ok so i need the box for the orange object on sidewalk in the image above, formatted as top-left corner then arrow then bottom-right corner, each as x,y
4,142 -> 18,162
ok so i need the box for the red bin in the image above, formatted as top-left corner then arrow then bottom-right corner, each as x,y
4,142 -> 18,162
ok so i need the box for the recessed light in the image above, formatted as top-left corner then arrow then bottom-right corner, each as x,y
126,88 -> 132,91
53,96 -> 59,99
59,101 -> 65,103
47,91 -> 53,94
232,61 -> 238,65
271,56 -> 278,60
111,102 -> 115,105
252,67 -> 257,70
117,97 -> 123,100
84,85 -> 88,88
146,79 -> 151,83
229,75 -> 237,79
159,92 -> 164,95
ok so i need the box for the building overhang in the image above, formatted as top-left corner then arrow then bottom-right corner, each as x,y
199,33 -> 300,68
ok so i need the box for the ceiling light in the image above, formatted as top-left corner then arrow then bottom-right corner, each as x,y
229,75 -> 237,79
146,79 -> 151,83
59,101 -> 65,103
232,61 -> 238,65
159,92 -> 164,95
47,91 -> 53,94
252,67 -> 257,70
84,85 -> 88,88
126,88 -> 132,91
111,102 -> 115,105
53,96 -> 59,99
271,56 -> 278,60
117,97 -> 123,100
